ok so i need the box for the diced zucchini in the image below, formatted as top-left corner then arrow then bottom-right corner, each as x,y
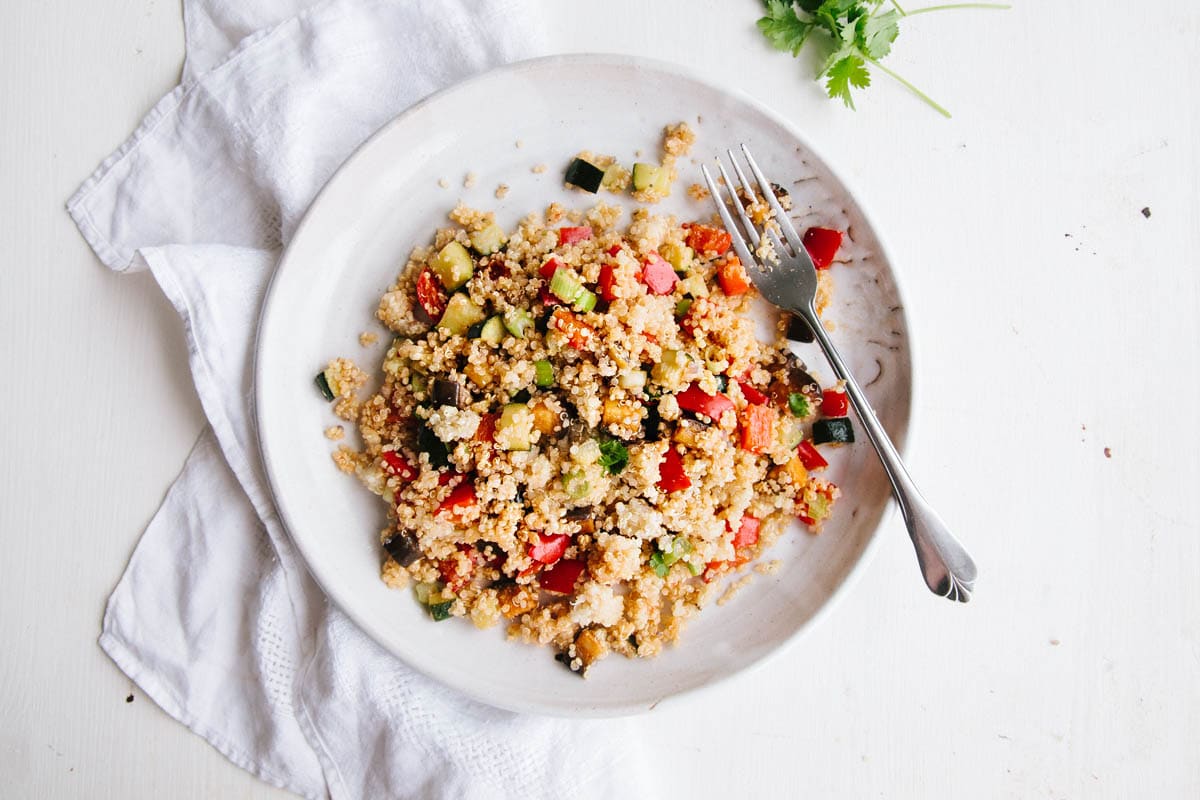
549,269 -> 585,304
601,165 -> 626,190
469,223 -> 507,256
661,242 -> 694,273
561,469 -> 590,501
410,372 -> 428,395
679,273 -> 708,298
534,359 -> 555,388
652,348 -> 688,386
428,598 -> 455,621
431,241 -> 475,290
813,417 -> 855,445
437,293 -> 487,336
779,418 -> 805,449
503,308 -> 536,339
618,369 -> 647,392
675,298 -> 693,317
314,371 -> 335,401
573,289 -> 597,313
651,166 -> 671,196
564,158 -> 605,193
661,537 -> 692,567
480,315 -> 506,345
496,403 -> 534,451
413,581 -> 436,604
631,162 -> 662,192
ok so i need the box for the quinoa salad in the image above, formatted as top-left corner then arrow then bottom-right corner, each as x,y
317,131 -> 855,675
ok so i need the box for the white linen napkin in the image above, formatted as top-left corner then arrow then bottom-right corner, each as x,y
69,2 -> 654,797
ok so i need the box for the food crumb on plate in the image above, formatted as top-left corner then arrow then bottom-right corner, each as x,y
515,139 -> 524,149
532,163 -> 548,174
754,559 -> 782,575
437,177 -> 449,189
688,183 -> 710,201
495,183 -> 510,199
718,575 -> 754,606
324,425 -> 345,441
463,172 -> 477,189
359,331 -> 379,347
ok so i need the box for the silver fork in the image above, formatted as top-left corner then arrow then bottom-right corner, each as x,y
701,144 -> 978,602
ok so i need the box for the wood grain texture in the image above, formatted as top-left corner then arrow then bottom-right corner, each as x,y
0,0 -> 1196,797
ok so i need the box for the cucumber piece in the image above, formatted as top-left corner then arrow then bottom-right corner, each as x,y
437,293 -> 487,336
684,559 -> 704,577
679,273 -> 709,298
632,162 -> 662,192
413,581 -> 436,604
503,308 -> 536,339
652,348 -> 688,386
564,158 -> 605,193
496,403 -> 534,451
601,164 -> 626,190
534,359 -> 555,388
661,242 -> 694,273
650,166 -> 671,196
469,223 -> 507,256
314,371 -> 335,401
549,269 -> 584,304
561,469 -> 590,501
479,315 -> 506,345
431,241 -> 475,290
618,369 -> 647,392
573,289 -> 597,313
428,598 -> 455,621
812,417 -> 855,445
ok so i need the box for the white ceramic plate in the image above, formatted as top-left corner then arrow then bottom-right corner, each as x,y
256,54 -> 912,717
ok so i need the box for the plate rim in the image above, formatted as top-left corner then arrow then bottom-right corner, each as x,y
253,52 -> 916,717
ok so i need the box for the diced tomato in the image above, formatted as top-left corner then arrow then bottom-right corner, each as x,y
539,286 -> 558,306
539,558 -> 585,594
475,412 -> 497,443
657,447 -> 692,493
598,263 -> 618,302
802,227 -> 844,270
437,470 -> 461,486
685,223 -> 732,256
738,380 -> 768,405
640,253 -> 678,296
716,256 -> 751,296
539,256 -> 563,281
529,533 -> 570,565
485,256 -> 509,278
730,515 -> 761,549
606,244 -> 624,257
558,226 -> 593,245
821,389 -> 849,417
675,383 -> 734,422
739,404 -> 777,454
415,267 -> 448,320
550,307 -> 595,349
796,441 -> 828,470
380,451 -> 417,480
436,481 -> 477,522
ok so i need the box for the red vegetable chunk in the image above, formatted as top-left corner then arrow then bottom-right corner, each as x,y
739,404 -> 777,454
539,256 -> 563,280
820,389 -> 849,417
436,482 -> 477,521
675,383 -> 734,422
796,441 -> 828,470
641,253 -> 679,295
558,226 -> 593,245
598,263 -> 618,302
716,256 -> 751,296
529,533 -> 570,565
657,447 -> 692,493
416,267 -> 448,319
380,451 -> 417,480
802,227 -> 844,270
730,515 -> 761,549
685,223 -> 732,256
738,380 -> 768,405
539,558 -> 585,594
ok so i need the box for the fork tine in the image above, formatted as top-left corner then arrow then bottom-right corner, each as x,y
700,165 -> 757,269
716,161 -> 759,247
739,143 -> 805,254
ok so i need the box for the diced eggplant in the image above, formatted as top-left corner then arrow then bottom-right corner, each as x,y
785,313 -> 815,343
812,417 -> 855,445
417,422 -> 450,467
432,378 -> 468,408
770,352 -> 822,406
383,531 -> 421,567
564,158 -> 606,193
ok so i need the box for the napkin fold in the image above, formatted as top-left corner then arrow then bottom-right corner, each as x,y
71,2 -> 652,797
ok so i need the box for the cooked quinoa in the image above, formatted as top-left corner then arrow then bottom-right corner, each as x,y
321,194 -> 850,675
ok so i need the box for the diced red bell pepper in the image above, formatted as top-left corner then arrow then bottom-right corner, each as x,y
538,286 -> 558,306
598,263 -> 618,302
380,451 -> 417,480
437,557 -> 471,593
821,389 -> 849,417
738,380 -> 768,405
730,515 -> 761,549
675,383 -> 734,422
802,227 -> 844,270
437,470 -> 461,487
796,441 -> 828,470
657,447 -> 692,493
475,412 -> 497,443
539,558 -> 585,594
415,267 -> 448,320
685,223 -> 732,256
436,482 -> 477,521
739,404 -> 777,454
606,243 -> 624,257
558,226 -> 593,245
529,533 -> 570,565
716,256 -> 751,296
640,253 -> 678,296
539,256 -> 563,281
550,308 -> 595,349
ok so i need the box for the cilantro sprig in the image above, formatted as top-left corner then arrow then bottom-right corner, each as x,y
757,0 -> 1010,117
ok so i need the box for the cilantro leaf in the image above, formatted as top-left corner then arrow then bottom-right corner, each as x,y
757,0 -> 814,57
859,9 -> 900,59
825,54 -> 871,109
598,438 -> 629,475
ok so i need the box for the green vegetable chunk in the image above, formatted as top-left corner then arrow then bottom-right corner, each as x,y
597,438 -> 629,475
534,359 -> 555,388
431,241 -> 475,290
314,371 -> 335,401
788,392 -> 811,418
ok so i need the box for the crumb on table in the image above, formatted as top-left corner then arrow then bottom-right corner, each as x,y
359,331 -> 379,347
324,425 -> 345,441
532,163 -> 547,174
495,183 -> 510,199
463,172 -> 477,189
437,177 -> 449,189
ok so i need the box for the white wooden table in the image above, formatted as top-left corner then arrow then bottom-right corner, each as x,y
2,1 -> 1197,796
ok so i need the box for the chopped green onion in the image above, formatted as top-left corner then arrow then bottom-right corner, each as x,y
428,599 -> 455,621
503,308 -> 535,339
649,551 -> 669,578
534,359 -> 555,388
314,371 -> 335,401
549,269 -> 585,304
597,438 -> 629,475
684,560 -> 704,577
573,289 -> 598,313
788,392 -> 811,418
675,298 -> 693,317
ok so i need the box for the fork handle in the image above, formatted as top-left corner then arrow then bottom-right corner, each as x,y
797,306 -> 978,602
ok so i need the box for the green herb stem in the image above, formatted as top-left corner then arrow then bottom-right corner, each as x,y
863,56 -> 952,118
903,3 -> 1011,15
